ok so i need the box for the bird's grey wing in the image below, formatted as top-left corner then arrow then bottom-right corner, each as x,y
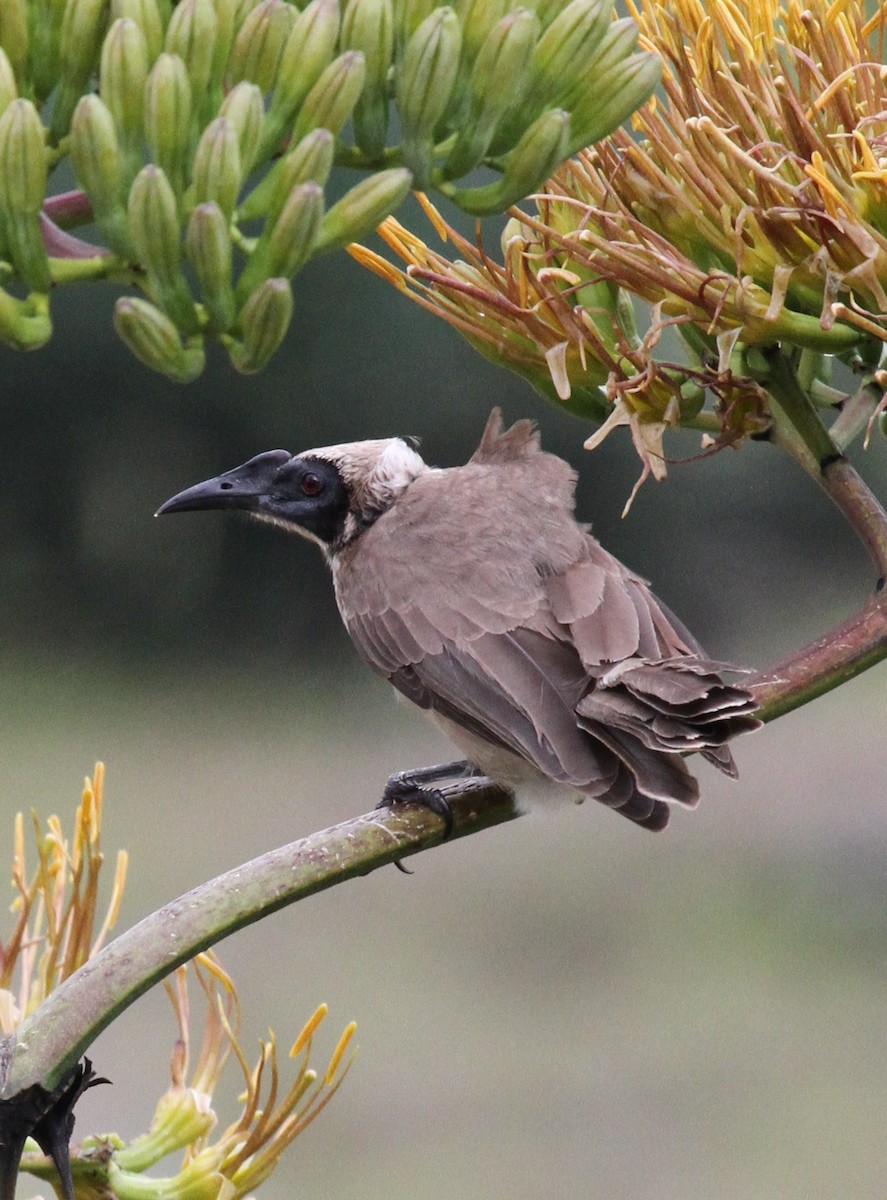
346,607 -> 694,828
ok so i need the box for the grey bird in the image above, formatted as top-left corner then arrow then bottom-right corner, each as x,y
157,409 -> 760,832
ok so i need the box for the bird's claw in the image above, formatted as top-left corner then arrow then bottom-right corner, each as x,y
377,773 -> 456,873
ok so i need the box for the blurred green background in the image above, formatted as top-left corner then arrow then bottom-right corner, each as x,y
5,192 -> 887,1199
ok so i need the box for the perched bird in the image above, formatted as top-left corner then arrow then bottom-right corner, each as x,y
158,409 -> 759,832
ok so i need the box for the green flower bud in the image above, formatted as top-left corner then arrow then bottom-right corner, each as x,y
447,106 -> 569,215
395,7 -> 461,188
210,0 -> 241,96
229,0 -> 295,93
70,95 -> 122,200
265,181 -> 324,276
218,81 -> 264,174
236,180 -> 323,299
0,99 -> 49,291
498,104 -> 571,193
186,201 -> 235,331
52,0 -> 110,139
189,116 -> 242,220
164,0 -> 218,120
577,15 -> 639,78
444,8 -> 539,180
0,48 -> 18,121
491,0 -> 612,153
292,50 -> 366,142
396,0 -> 435,49
567,48 -> 660,152
341,0 -> 394,159
314,165 -> 412,253
260,0 -> 340,157
229,276 -> 293,373
556,17 -> 639,115
111,0 -> 164,62
457,0 -> 510,64
0,98 -> 46,215
70,94 -> 132,255
128,164 -> 181,281
128,164 -> 197,328
531,0 -> 573,23
0,0 -> 28,83
100,18 -> 149,175
266,130 -> 335,223
143,53 -> 193,195
114,295 -> 205,381
533,0 -> 613,95
26,0 -> 66,105
238,126 -> 334,221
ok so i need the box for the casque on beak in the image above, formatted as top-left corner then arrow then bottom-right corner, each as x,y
155,450 -> 292,516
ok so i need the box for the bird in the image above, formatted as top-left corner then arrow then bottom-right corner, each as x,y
157,408 -> 760,832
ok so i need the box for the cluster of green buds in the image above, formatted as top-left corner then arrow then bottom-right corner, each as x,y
0,0 -> 659,379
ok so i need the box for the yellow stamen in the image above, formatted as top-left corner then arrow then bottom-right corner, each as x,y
414,192 -> 449,241
345,243 -> 407,289
324,1020 -> 357,1085
290,1002 -> 327,1058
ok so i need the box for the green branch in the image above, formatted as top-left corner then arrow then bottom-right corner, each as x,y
0,782 -> 517,1098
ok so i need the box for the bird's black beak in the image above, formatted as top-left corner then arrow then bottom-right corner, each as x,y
155,450 -> 292,517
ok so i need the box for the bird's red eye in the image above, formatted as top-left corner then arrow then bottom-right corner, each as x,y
301,472 -> 324,496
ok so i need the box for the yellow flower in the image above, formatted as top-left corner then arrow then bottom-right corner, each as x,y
102,957 -> 356,1200
353,0 -> 887,483
8,769 -> 355,1200
1,763 -> 127,1031
583,0 -> 887,347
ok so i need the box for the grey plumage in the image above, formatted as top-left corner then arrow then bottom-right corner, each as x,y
158,409 -> 760,831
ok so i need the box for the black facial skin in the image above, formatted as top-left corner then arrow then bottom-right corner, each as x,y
157,452 -> 351,549
257,456 -> 350,547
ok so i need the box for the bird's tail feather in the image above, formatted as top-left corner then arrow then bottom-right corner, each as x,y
578,657 -> 761,758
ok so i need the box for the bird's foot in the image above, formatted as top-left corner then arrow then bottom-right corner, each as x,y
377,775 -> 455,840
377,762 -> 479,874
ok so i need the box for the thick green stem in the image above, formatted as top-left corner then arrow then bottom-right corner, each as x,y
0,781 -> 517,1098
764,348 -> 887,579
762,345 -> 836,468
746,348 -> 887,719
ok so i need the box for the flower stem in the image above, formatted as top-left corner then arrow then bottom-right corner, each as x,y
763,347 -> 887,578
49,254 -> 133,286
